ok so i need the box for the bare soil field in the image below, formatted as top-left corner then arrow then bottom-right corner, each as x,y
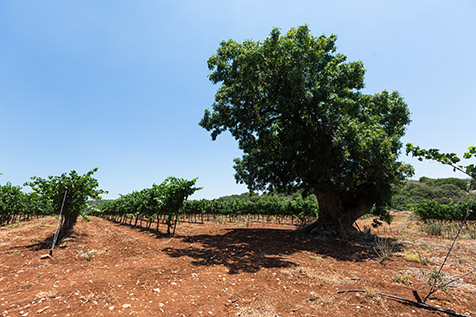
1,212 -> 475,316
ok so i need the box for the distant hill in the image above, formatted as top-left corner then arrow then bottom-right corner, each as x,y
391,177 -> 474,211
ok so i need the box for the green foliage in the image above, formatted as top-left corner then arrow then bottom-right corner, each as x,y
410,199 -> 475,221
200,25 -> 412,230
0,182 -> 25,215
401,144 -> 476,220
26,168 -> 105,218
216,190 -> 317,203
427,268 -> 445,287
390,193 -> 416,211
420,177 -> 469,191
406,144 -> 476,180
25,168 -> 105,234
100,177 -> 201,236
0,183 -> 27,224
101,186 -> 318,232
1,182 -> 53,225
154,177 -> 201,214
390,177 -> 472,210
182,197 -> 318,218
391,273 -> 412,285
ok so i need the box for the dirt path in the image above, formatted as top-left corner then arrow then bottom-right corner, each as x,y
1,214 -> 475,316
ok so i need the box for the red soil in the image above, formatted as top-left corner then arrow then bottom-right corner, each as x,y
1,212 -> 475,316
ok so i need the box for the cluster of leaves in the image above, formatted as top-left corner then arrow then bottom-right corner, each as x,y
411,199 -> 475,221
99,177 -> 201,236
0,182 -> 52,225
25,168 -> 105,235
406,144 -> 476,183
1,169 -> 103,232
182,196 -> 318,218
390,177 -> 473,211
26,168 -> 105,218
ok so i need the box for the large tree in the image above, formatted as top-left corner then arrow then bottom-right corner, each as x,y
200,25 -> 412,235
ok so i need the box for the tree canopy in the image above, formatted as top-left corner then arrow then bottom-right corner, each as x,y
200,25 -> 412,234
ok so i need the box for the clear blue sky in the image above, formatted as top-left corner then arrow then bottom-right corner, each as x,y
1,1 -> 475,199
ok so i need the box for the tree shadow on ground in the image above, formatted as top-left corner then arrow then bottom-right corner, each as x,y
3,228 -> 86,253
162,228 -> 402,274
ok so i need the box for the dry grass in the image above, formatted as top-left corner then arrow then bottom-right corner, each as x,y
79,289 -> 119,305
422,220 -> 476,239
235,296 -> 279,317
373,236 -> 396,263
235,306 -> 278,317
403,250 -> 430,265
35,290 -> 58,300
281,267 -> 352,286
363,286 -> 379,298
457,255 -> 476,265
311,293 -> 352,310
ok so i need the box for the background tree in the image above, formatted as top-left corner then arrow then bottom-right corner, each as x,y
200,25 -> 412,235
390,177 -> 473,211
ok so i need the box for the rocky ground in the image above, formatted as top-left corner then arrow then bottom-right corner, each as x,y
1,212 -> 475,316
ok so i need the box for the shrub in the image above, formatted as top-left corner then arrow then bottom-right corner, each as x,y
373,236 -> 396,263
424,220 -> 443,236
411,199 -> 475,221
391,273 -> 412,285
390,177 -> 472,211
403,250 -> 429,265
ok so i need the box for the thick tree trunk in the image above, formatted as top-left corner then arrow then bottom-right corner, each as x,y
305,186 -> 372,237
